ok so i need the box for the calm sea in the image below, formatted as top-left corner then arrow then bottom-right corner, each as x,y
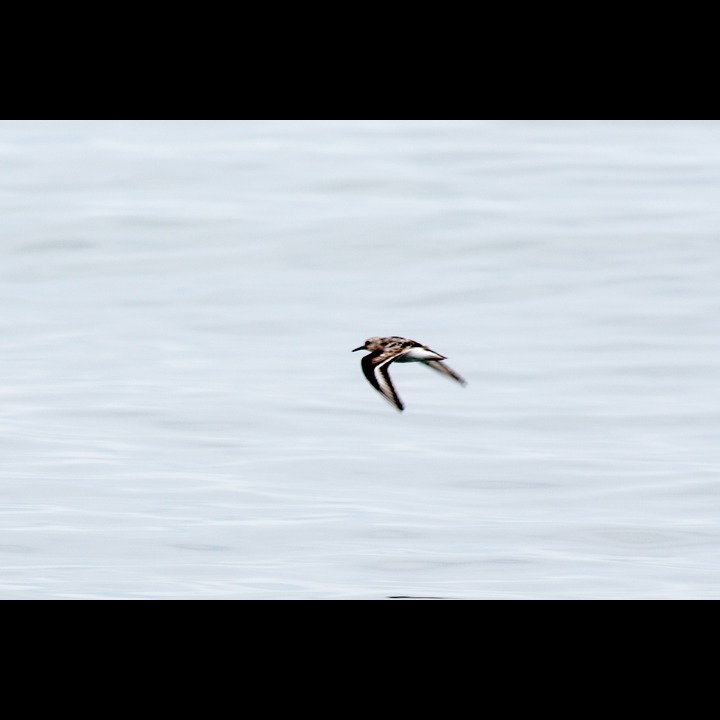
1,119 -> 719,598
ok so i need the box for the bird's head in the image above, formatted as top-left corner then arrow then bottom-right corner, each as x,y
352,337 -> 382,352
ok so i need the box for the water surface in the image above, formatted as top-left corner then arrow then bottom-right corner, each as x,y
1,120 -> 719,598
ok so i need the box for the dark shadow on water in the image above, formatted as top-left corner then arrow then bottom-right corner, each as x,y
387,595 -> 450,600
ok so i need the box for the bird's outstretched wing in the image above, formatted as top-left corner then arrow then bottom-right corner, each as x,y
423,359 -> 467,386
361,351 -> 405,411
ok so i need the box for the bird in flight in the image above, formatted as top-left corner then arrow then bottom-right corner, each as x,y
352,336 -> 466,412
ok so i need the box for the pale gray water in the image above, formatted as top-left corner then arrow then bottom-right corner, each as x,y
1,119 -> 719,599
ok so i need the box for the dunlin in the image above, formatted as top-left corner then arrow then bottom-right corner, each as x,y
352,336 -> 466,412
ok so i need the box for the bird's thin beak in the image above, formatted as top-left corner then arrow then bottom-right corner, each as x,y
352,346 -> 365,352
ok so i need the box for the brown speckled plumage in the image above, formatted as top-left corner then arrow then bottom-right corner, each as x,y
352,336 -> 466,412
